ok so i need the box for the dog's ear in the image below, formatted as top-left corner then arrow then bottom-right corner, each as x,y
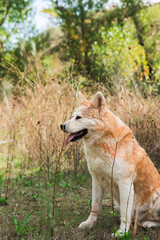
91,92 -> 106,115
78,92 -> 88,105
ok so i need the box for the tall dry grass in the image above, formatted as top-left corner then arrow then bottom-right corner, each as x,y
0,81 -> 82,173
0,79 -> 160,174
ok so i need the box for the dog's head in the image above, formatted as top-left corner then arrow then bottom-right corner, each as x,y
60,92 -> 106,144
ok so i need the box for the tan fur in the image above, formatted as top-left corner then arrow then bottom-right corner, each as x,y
61,92 -> 160,237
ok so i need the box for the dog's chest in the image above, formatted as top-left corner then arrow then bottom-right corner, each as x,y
84,143 -> 114,187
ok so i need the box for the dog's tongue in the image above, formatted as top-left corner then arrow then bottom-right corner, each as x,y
65,133 -> 77,144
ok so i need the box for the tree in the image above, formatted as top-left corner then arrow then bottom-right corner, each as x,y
91,24 -> 149,94
0,0 -> 30,26
50,0 -> 109,74
105,0 -> 155,77
0,0 -> 33,95
0,0 -> 32,50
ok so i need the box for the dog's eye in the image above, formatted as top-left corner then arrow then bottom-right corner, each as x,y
76,116 -> 82,120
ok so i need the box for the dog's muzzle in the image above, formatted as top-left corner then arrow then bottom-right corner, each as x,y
60,123 -> 66,132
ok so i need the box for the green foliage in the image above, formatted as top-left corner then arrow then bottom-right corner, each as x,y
0,197 -> 8,206
138,5 -> 160,86
91,24 -> 149,94
0,173 -> 7,205
110,1 -> 160,94
39,187 -> 53,239
43,0 -> 160,95
105,0 -> 144,27
0,0 -> 31,26
0,0 -> 32,48
0,172 -> 4,186
0,30 -> 50,95
120,0 -> 143,16
0,0 -> 33,95
51,0 -> 109,73
13,211 -> 35,237
1,0 -> 160,97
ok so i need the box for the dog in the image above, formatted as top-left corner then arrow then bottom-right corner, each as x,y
60,92 -> 160,237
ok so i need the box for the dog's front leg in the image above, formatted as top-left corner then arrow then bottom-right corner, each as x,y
113,179 -> 134,237
79,177 -> 104,229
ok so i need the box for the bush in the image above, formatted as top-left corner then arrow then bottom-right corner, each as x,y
91,24 -> 150,95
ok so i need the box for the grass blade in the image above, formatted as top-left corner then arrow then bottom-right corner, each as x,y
21,211 -> 34,231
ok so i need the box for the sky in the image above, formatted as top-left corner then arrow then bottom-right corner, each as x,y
32,0 -> 53,32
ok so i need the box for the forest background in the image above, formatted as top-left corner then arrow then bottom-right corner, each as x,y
0,0 -> 160,239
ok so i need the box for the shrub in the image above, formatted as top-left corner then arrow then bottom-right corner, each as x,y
91,24 -> 150,95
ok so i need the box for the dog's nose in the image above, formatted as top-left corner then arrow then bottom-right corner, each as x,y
60,124 -> 66,132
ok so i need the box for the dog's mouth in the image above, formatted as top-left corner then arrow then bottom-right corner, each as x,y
65,129 -> 88,144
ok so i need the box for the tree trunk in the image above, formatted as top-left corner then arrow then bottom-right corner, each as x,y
132,15 -> 153,77
78,0 -> 90,74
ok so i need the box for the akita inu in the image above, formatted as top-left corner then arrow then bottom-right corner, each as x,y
60,92 -> 160,237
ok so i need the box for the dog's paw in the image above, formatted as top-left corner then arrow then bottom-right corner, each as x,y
78,220 -> 94,229
141,221 -> 159,228
111,229 -> 130,239
141,221 -> 150,228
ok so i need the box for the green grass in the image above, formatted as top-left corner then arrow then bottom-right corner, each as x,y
0,171 -> 159,239
13,211 -> 36,238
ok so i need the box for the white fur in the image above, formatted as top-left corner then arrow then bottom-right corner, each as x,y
141,221 -> 160,228
65,108 -> 97,134
80,142 -> 135,236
